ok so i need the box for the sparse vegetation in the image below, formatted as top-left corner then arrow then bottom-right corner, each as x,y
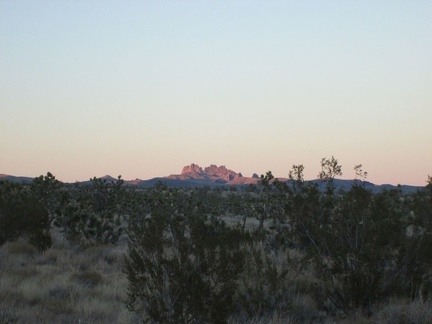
1,160 -> 432,323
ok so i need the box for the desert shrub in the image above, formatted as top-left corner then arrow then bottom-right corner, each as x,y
58,176 -> 125,247
29,229 -> 53,252
124,187 -> 251,323
31,172 -> 64,224
286,181 -> 429,315
237,244 -> 292,318
30,172 -> 126,250
0,181 -> 51,251
405,188 -> 432,301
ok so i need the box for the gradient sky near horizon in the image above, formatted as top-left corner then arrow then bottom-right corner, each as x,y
1,1 -> 431,185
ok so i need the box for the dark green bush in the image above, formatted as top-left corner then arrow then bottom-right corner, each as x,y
287,183 -> 430,315
0,181 -> 51,251
58,176 -> 125,247
123,178 -> 432,319
237,245 -> 291,318
124,187 -> 250,323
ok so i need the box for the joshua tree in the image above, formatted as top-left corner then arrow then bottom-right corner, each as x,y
318,156 -> 342,182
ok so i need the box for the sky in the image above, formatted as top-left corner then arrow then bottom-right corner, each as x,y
1,1 -> 431,185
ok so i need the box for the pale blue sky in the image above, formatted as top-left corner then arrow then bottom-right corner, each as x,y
1,1 -> 431,185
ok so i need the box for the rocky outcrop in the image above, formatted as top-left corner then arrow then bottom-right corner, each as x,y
169,163 -> 244,183
203,165 -> 242,182
181,163 -> 203,174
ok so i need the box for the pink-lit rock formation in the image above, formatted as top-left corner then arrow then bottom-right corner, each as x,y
168,163 -> 246,184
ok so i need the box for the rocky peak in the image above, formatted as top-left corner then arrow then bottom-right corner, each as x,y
178,163 -> 242,182
181,163 -> 203,174
204,165 -> 242,181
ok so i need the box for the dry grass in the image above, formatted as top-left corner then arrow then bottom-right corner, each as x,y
0,238 -> 139,324
369,299 -> 432,324
1,217 -> 431,323
229,311 -> 297,324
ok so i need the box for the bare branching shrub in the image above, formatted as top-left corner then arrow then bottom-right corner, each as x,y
237,244 -> 292,318
125,186 -> 250,323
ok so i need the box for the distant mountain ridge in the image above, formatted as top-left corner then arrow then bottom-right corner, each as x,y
0,174 -> 34,183
0,164 -> 425,193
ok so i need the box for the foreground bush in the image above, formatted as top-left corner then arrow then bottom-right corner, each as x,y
0,181 -> 51,250
124,187 -> 251,323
